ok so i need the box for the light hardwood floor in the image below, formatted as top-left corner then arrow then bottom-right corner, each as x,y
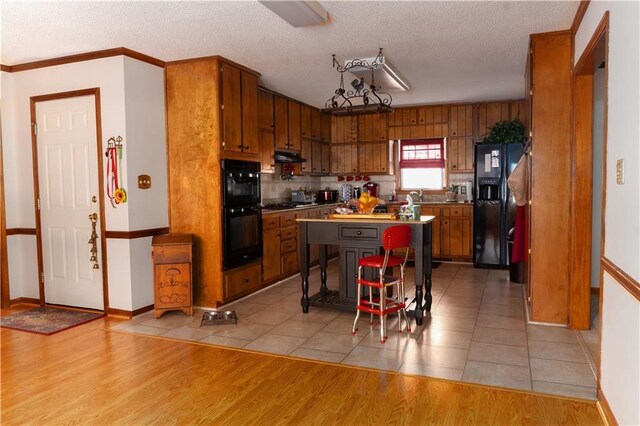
1,306 -> 603,425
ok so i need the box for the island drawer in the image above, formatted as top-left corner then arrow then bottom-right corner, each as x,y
339,226 -> 379,240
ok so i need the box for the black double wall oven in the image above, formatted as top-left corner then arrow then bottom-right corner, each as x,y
222,159 -> 262,270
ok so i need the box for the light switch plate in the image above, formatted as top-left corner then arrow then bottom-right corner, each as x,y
616,159 -> 624,184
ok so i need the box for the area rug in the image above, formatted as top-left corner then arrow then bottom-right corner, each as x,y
0,307 -> 104,335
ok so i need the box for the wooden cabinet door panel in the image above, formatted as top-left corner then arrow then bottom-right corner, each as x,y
321,113 -> 331,143
331,144 -> 358,174
311,109 -> 322,140
288,101 -> 301,151
321,143 -> 331,174
448,218 -> 464,256
221,63 -> 242,153
262,228 -> 281,282
274,96 -> 289,149
312,141 -> 322,174
462,218 -> 472,257
301,105 -> 311,139
300,138 -> 312,173
241,71 -> 259,155
432,217 -> 441,257
258,89 -> 274,131
259,130 -> 275,173
440,218 -> 451,256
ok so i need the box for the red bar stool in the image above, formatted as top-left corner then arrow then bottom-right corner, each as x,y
351,225 -> 412,343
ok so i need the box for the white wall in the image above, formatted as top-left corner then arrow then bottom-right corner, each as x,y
575,2 -> 640,424
1,56 -> 167,312
591,68 -> 604,288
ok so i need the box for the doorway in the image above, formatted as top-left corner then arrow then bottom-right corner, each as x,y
570,14 -> 609,371
31,89 -> 107,311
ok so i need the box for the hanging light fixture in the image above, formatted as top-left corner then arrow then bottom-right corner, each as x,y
323,48 -> 394,116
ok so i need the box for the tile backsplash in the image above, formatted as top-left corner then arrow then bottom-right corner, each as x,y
261,165 -> 474,204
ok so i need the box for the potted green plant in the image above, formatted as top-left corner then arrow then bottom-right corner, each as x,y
481,120 -> 526,144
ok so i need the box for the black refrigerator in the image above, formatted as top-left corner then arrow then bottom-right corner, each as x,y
473,143 -> 523,267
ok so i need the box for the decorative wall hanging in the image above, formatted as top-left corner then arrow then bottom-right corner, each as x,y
105,136 -> 127,207
323,48 -> 393,116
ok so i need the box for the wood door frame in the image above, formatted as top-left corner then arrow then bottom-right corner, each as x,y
0,117 -> 9,308
569,13 -> 608,332
29,88 -> 109,312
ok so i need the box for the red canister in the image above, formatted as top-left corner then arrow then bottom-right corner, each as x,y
363,182 -> 378,197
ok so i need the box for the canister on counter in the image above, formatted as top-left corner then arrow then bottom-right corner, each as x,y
399,204 -> 421,221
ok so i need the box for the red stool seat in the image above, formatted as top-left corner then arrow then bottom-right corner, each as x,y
358,255 -> 404,268
352,225 -> 412,343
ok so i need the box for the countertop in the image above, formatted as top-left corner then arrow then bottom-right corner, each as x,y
262,203 -> 339,214
297,215 -> 435,224
388,200 -> 474,205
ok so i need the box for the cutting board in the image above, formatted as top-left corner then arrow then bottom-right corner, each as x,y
329,213 -> 398,220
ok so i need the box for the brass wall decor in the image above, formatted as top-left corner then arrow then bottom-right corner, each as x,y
88,213 -> 99,269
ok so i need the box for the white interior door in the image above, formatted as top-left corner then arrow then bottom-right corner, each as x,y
36,95 -> 103,310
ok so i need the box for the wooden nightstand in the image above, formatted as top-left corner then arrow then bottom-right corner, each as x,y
151,234 -> 193,319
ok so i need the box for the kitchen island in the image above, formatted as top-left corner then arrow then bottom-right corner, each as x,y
297,215 -> 435,326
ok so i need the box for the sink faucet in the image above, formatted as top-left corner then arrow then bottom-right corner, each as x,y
409,190 -> 424,202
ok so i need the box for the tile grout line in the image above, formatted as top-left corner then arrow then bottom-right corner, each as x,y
460,270 -> 488,381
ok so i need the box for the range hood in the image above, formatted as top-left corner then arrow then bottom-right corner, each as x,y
274,151 -> 307,163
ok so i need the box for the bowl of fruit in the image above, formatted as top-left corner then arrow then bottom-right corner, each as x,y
353,193 -> 379,214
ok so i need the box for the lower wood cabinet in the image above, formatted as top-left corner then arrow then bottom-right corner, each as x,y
387,203 -> 473,261
152,234 -> 194,319
223,261 -> 262,301
261,206 -> 338,286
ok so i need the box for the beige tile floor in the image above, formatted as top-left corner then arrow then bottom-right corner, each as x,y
110,261 -> 597,400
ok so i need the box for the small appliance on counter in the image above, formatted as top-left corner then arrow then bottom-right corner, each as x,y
353,186 -> 362,199
291,190 -> 314,204
363,181 -> 379,197
316,187 -> 338,203
463,181 -> 474,202
340,183 -> 353,202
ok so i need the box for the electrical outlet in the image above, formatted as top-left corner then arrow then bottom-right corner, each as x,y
616,159 -> 624,184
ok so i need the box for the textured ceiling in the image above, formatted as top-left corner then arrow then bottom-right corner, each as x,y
1,1 -> 579,108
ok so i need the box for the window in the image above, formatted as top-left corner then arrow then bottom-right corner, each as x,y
399,139 -> 446,190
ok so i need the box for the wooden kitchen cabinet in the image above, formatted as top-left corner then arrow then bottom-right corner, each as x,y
311,109 -> 322,140
166,57 -> 261,307
311,141 -> 323,174
274,95 -> 289,150
449,104 -> 473,137
220,63 -> 259,158
287,101 -> 301,152
357,114 -> 388,142
331,144 -> 358,174
320,112 -> 332,143
358,142 -> 389,174
332,116 -> 358,143
262,217 -> 281,282
321,143 -> 331,174
301,105 -> 311,139
387,203 -> 472,261
449,137 -> 474,173
526,31 -> 572,325
223,261 -> 262,301
300,138 -> 312,173
259,129 -> 275,173
476,100 -> 527,140
258,89 -> 274,131
152,234 -> 193,319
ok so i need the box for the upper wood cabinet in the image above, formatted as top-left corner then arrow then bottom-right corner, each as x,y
300,105 -> 311,139
449,105 -> 473,137
476,101 -> 527,139
449,138 -> 474,173
220,63 -> 259,158
388,106 -> 448,140
311,109 -> 322,140
332,116 -> 358,143
274,95 -> 289,150
300,138 -> 312,174
358,142 -> 389,174
330,144 -> 358,174
259,129 -> 275,173
258,89 -> 274,131
320,113 -> 332,143
357,114 -> 388,142
287,101 -> 301,151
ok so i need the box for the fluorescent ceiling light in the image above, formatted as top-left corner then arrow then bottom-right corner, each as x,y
347,56 -> 410,92
259,1 -> 329,27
